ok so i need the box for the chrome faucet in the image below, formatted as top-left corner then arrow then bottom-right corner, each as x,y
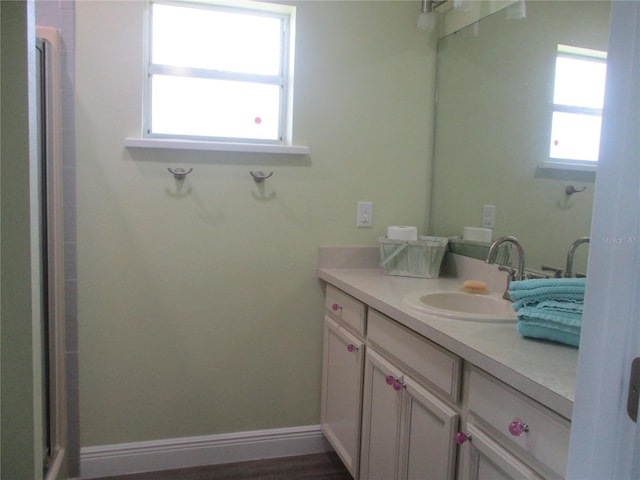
565,237 -> 589,278
486,236 -> 525,300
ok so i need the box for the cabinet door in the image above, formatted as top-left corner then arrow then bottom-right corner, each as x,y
466,367 -> 569,479
360,350 -> 403,480
399,377 -> 459,480
321,315 -> 364,478
459,423 -> 543,480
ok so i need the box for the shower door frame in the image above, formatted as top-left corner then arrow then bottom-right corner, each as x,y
37,25 -> 68,480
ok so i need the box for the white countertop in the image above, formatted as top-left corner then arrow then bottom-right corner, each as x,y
317,263 -> 578,420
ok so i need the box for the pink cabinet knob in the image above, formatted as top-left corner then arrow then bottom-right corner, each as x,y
347,344 -> 360,353
331,303 -> 342,312
455,432 -> 471,445
385,375 -> 404,390
508,421 -> 530,436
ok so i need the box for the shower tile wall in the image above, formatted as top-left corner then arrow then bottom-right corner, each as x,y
35,1 -> 80,476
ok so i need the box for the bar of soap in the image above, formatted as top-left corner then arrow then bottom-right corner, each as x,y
461,280 -> 489,294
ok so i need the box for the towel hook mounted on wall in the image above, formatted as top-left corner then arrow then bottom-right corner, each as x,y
565,185 -> 587,196
250,171 -> 273,183
168,167 -> 193,180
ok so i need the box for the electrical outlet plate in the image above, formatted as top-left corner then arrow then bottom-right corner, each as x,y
357,201 -> 373,227
482,205 -> 496,228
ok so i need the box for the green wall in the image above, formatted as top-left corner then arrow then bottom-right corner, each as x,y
0,1 -> 45,478
76,1 -> 437,446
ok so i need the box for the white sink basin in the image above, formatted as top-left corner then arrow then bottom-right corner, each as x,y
403,291 -> 517,322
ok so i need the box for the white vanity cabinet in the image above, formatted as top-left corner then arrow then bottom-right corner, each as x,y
359,310 -> 461,480
457,367 -> 570,480
321,285 -> 366,478
320,282 -> 571,480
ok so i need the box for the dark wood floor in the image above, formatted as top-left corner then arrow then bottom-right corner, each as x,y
89,452 -> 352,480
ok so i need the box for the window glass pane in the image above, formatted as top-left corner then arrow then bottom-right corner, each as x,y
553,56 -> 606,109
152,3 -> 282,76
151,75 -> 280,141
549,111 -> 601,162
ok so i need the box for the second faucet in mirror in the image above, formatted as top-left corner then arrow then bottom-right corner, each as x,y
565,237 -> 590,278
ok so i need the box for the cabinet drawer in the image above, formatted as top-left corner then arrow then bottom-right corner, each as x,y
367,309 -> 461,402
467,368 -> 570,479
325,285 -> 366,336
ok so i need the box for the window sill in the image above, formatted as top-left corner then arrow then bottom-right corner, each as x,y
540,160 -> 597,173
124,137 -> 310,155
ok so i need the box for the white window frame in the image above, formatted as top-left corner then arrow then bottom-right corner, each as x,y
125,0 -> 308,155
543,44 -> 607,172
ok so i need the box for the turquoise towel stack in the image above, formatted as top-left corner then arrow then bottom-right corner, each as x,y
509,278 -> 586,348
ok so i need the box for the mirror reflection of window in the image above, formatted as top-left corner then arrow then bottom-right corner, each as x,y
549,45 -> 607,165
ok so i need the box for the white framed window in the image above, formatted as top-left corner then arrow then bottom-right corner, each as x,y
144,0 -> 294,146
546,45 -> 607,171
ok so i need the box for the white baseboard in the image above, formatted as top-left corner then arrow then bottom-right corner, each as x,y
80,424 -> 331,479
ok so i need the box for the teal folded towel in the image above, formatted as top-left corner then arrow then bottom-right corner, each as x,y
517,323 -> 580,348
509,278 -> 586,310
510,279 -> 585,348
516,302 -> 583,327
515,304 -> 582,348
510,278 -> 586,291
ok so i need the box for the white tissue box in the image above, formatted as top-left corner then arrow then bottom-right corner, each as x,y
462,226 -> 493,243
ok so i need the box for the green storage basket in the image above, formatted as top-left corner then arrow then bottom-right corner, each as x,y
379,236 -> 449,278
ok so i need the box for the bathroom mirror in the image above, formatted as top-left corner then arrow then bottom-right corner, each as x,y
429,0 -> 611,275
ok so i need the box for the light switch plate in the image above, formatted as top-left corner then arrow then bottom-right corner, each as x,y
357,202 -> 373,227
